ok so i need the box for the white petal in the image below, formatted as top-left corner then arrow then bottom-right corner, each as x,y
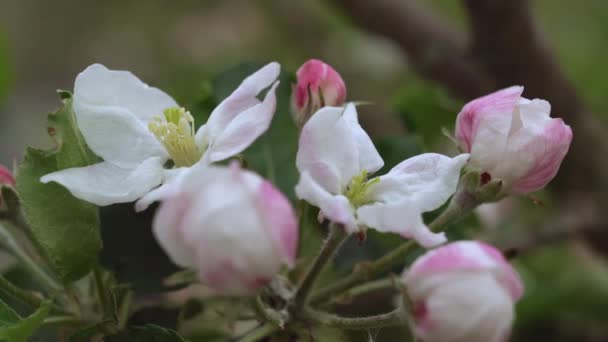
296,106 -> 359,193
41,158 -> 165,206
135,167 -> 190,212
205,82 -> 279,163
75,64 -> 178,122
357,202 -> 446,247
370,153 -> 469,212
342,103 -> 384,173
73,101 -> 169,168
203,62 -> 280,143
74,64 -> 175,168
295,172 -> 357,232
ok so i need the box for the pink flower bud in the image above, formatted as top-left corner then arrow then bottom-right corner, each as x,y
291,59 -> 346,126
0,164 -> 15,206
404,241 -> 523,342
150,164 -> 298,295
455,86 -> 572,194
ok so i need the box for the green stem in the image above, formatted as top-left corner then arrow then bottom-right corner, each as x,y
327,277 -> 394,305
0,275 -> 71,315
0,275 -> 44,309
293,223 -> 347,309
311,205 -> 464,305
0,221 -> 61,291
238,323 -> 279,342
303,307 -> 402,330
42,315 -> 81,326
93,267 -> 111,318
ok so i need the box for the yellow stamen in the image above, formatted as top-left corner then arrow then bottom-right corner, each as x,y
345,170 -> 380,208
149,107 -> 202,167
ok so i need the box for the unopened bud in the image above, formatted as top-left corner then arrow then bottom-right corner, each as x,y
403,241 -> 523,342
291,59 -> 346,127
455,86 -> 572,194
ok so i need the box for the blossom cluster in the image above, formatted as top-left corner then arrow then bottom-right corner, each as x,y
39,59 -> 572,341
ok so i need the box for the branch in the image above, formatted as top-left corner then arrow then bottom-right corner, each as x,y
330,0 -> 493,100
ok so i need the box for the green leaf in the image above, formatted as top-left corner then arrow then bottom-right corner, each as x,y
107,324 -> 188,342
0,299 -> 50,342
16,93 -> 102,283
393,77 -> 461,145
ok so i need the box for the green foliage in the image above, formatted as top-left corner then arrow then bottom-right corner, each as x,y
16,92 -> 102,283
516,244 -> 608,329
271,324 -> 347,341
393,78 -> 461,146
107,325 -> 188,342
0,30 -> 11,103
0,299 -> 49,342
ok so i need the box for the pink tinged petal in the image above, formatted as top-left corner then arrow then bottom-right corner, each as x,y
369,153 -> 469,212
205,82 -> 280,163
256,180 -> 299,267
342,103 -> 384,173
410,272 -> 515,342
295,172 -> 357,232
510,118 -> 572,194
0,165 -> 14,187
150,165 -> 290,296
202,62 -> 280,144
296,106 -> 360,193
356,202 -> 447,247
40,157 -> 165,206
74,64 -> 176,168
455,86 -> 523,152
406,241 -> 523,301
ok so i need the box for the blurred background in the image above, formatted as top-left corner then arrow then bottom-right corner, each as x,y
1,0 -> 608,341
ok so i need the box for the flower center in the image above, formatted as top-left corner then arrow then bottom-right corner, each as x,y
345,170 -> 379,208
149,107 -> 202,167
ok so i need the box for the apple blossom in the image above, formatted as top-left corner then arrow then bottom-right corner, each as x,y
403,240 -> 524,342
291,59 -> 346,126
455,86 -> 572,194
147,163 -> 298,295
294,103 -> 469,247
41,62 -> 280,206
0,164 -> 15,206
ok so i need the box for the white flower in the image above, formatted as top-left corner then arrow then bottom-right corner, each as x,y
404,241 -> 524,342
149,163 -> 298,295
294,103 -> 469,247
41,63 -> 280,206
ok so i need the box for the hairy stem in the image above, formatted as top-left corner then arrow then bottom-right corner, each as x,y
303,307 -> 403,330
293,223 -> 347,310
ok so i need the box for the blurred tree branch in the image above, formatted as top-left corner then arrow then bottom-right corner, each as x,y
331,0 -> 608,252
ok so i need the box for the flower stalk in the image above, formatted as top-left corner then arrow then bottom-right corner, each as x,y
292,223 -> 347,310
